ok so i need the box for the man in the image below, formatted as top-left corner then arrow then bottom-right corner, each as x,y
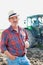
1,10 -> 31,65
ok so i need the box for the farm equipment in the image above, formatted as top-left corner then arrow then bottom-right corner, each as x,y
24,14 -> 43,47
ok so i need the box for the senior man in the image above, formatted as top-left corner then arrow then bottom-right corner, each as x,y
1,10 -> 31,65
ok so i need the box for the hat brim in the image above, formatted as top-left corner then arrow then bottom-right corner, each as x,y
9,14 -> 19,18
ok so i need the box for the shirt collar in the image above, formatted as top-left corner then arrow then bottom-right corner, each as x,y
9,25 -> 20,32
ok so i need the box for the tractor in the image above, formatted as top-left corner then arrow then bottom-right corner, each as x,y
24,14 -> 43,48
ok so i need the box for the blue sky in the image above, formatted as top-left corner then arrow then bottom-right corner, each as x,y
0,0 -> 43,29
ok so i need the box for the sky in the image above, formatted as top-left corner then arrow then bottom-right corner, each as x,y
0,0 -> 43,29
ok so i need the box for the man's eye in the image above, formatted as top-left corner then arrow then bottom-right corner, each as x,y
15,17 -> 17,19
11,17 -> 13,19
9,17 -> 13,19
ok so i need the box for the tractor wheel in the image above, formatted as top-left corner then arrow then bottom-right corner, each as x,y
25,29 -> 37,47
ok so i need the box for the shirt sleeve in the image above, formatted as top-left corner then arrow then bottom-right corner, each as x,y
24,29 -> 28,41
1,31 -> 8,53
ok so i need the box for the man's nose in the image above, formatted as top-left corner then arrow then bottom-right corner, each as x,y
14,19 -> 17,21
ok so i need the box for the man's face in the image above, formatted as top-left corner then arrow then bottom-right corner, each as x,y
9,16 -> 18,27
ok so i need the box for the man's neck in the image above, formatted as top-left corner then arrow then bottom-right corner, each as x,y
12,25 -> 18,32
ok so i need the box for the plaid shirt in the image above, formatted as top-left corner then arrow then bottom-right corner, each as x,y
1,26 -> 28,56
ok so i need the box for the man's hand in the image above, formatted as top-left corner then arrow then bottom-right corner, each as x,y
8,53 -> 17,60
4,50 -> 17,60
25,41 -> 30,48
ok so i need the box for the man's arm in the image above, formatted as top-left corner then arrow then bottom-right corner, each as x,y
25,41 -> 30,48
24,29 -> 30,48
4,50 -> 17,60
1,31 -> 17,60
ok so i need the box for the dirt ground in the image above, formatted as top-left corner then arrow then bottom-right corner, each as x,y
27,48 -> 43,65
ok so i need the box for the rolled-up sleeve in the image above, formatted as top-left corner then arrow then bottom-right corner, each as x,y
1,31 -> 8,53
24,29 -> 28,41
25,31 -> 28,41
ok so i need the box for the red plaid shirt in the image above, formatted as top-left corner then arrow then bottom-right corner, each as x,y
1,26 -> 28,56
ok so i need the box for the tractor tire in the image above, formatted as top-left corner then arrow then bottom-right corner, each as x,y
25,29 -> 37,47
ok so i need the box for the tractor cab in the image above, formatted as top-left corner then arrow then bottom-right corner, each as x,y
27,14 -> 43,28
